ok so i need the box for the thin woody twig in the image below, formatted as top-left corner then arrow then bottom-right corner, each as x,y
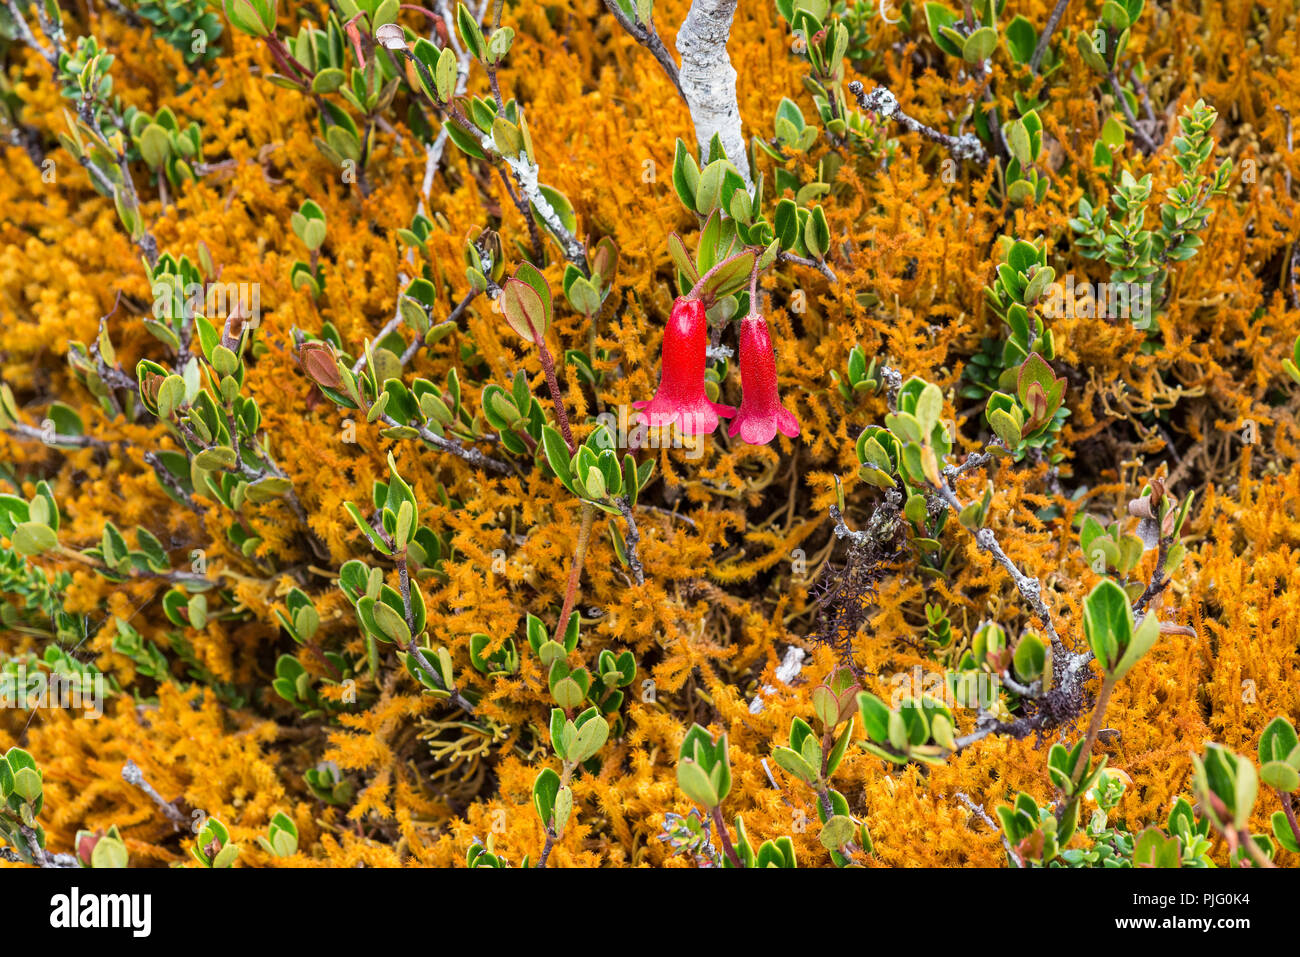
1029,0 -> 1069,73
778,250 -> 838,284
1108,72 -> 1159,154
955,791 -> 1022,866
121,759 -> 187,829
848,81 -> 989,164
379,412 -> 511,475
600,0 -> 685,100
614,494 -> 645,585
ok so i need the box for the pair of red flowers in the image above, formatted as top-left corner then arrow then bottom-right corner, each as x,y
633,297 -> 800,445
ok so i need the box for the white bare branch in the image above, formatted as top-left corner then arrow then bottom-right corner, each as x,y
676,0 -> 751,187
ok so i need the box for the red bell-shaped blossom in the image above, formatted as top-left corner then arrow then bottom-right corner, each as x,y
633,297 -> 735,435
728,313 -> 800,445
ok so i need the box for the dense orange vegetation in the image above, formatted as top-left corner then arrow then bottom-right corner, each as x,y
1,0 -> 1298,867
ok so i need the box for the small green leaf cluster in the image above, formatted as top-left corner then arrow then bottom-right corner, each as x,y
853,376 -> 960,568
110,618 -> 178,687
771,670 -> 871,865
923,602 -> 953,649
1076,0 -> 1144,76
190,815 -> 240,867
269,589 -> 353,717
532,706 -> 611,854
468,632 -> 519,677
924,0 -> 1000,66
983,238 -> 1056,373
732,818 -> 798,868
983,352 -> 1068,463
137,0 -> 224,66
124,104 -> 204,188
672,138 -> 825,271
856,690 -> 957,764
75,825 -> 130,868
220,0 -> 275,38
1258,717 -> 1300,852
830,343 -> 882,403
1070,100 -> 1231,331
543,424 -> 654,516
0,747 -> 46,864
256,812 -> 299,857
666,210 -> 765,319
56,32 -> 114,112
1054,787 -> 1215,868
560,237 -> 619,319
948,620 -> 1046,704
1002,13 -> 1061,72
0,481 -> 61,559
772,689 -> 854,794
271,653 -> 350,718
1190,743 -> 1280,865
304,761 -> 354,806
1083,578 -> 1160,682
994,791 -> 1063,866
1079,481 -> 1192,593
863,376 -> 952,490
465,834 -> 513,868
1001,109 -> 1049,205
289,200 -> 326,297
770,1 -> 897,159
676,724 -> 731,810
338,457 -> 468,704
523,614 -> 635,722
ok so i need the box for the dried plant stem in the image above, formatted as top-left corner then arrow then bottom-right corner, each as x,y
537,827 -> 557,868
1073,676 -> 1114,786
955,790 -> 1022,866
615,496 -> 645,585
848,81 -> 989,164
0,825 -> 78,867
1132,534 -> 1172,614
777,250 -> 838,284
4,0 -> 57,67
1107,72 -> 1159,154
379,411 -> 510,474
402,290 -> 478,365
0,845 -> 76,867
121,759 -> 188,828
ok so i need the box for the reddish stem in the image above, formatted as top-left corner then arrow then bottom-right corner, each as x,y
710,805 -> 744,868
555,503 -> 594,642
263,35 -> 314,86
533,331 -> 576,453
1281,792 -> 1300,847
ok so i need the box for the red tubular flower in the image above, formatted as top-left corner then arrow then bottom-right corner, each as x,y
728,313 -> 800,445
634,297 -> 735,435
